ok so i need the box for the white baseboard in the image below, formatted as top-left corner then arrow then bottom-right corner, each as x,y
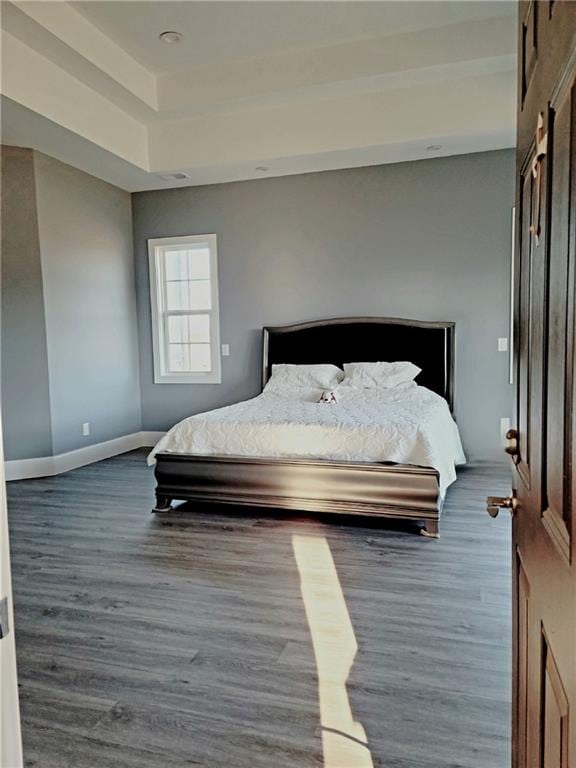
5,431 -> 165,482
5,455 -> 57,482
140,431 -> 165,447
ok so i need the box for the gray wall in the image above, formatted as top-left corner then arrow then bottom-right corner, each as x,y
2,148 -> 515,461
34,152 -> 141,455
1,148 -> 142,460
132,149 -> 515,461
1,147 -> 53,460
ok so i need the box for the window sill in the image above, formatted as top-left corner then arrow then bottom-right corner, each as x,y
154,374 -> 222,385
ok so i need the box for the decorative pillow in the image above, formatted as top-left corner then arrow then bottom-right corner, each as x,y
264,363 -> 344,392
341,361 -> 421,389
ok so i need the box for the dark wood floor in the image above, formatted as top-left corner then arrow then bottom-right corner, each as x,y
7,450 -> 512,768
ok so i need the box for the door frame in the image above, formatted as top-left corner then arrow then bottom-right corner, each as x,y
0,407 -> 23,768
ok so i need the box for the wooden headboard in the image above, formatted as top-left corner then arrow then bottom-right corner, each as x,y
262,316 -> 455,409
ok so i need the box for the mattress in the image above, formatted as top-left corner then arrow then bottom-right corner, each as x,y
148,384 -> 466,497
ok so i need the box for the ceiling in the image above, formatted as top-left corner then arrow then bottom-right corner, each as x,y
72,1 -> 513,74
1,0 -> 517,191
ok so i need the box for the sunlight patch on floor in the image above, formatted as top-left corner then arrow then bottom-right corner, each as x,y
292,534 -> 374,768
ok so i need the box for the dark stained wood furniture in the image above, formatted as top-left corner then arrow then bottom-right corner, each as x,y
153,316 -> 456,537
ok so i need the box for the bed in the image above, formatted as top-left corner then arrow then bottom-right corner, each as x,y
150,316 -> 464,537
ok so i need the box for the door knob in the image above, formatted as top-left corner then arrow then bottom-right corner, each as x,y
487,494 -> 517,518
504,428 -> 519,457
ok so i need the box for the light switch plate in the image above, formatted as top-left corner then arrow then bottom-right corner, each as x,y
221,344 -> 230,357
498,337 -> 508,352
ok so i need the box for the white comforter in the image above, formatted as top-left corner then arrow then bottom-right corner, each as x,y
148,384 -> 466,496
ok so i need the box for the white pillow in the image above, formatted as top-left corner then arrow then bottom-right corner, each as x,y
264,363 -> 343,392
341,361 -> 421,389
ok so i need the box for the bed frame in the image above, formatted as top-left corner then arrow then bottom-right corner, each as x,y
153,316 -> 455,537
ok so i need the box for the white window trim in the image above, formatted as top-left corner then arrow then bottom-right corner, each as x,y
148,234 -> 221,384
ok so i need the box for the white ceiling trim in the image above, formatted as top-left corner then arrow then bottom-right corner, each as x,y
1,96 -> 514,193
1,31 -> 149,168
156,16 -> 514,117
148,70 -> 515,171
11,0 -> 157,109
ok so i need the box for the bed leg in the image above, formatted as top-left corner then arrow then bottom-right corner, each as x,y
152,495 -> 173,513
421,519 -> 440,539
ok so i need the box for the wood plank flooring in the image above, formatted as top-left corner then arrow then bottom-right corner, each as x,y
7,451 -> 512,768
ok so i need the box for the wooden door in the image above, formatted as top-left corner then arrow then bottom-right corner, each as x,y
490,3 -> 576,767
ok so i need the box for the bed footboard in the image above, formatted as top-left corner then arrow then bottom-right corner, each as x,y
153,452 -> 442,535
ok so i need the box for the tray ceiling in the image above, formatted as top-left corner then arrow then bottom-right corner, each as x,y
1,0 -> 517,191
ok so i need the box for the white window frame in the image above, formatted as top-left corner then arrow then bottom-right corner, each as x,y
148,234 -> 221,384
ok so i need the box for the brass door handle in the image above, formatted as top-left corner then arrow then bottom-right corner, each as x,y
505,428 -> 519,457
487,494 -> 517,518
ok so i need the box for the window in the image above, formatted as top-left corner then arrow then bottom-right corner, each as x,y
148,234 -> 221,384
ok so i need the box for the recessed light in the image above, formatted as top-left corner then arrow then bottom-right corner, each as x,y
255,166 -> 269,172
426,144 -> 443,152
159,31 -> 182,44
157,171 -> 190,181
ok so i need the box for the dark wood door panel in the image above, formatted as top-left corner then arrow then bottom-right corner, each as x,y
521,1 -> 538,103
515,144 -> 547,498
541,630 -> 570,768
514,558 -> 530,767
518,2 -> 576,152
516,157 -> 534,487
543,72 -> 576,561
